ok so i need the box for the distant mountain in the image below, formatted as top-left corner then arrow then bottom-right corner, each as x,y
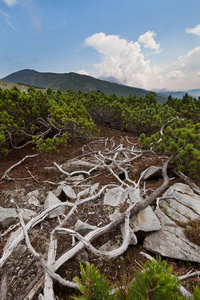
158,89 -> 200,99
1,69 -> 167,104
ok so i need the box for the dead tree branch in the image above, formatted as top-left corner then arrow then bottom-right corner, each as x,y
1,154 -> 39,181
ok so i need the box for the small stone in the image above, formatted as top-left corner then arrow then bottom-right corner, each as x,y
74,219 -> 97,235
104,187 -> 126,207
77,250 -> 89,264
27,190 -> 39,198
99,240 -> 116,252
44,191 -> 65,218
140,166 -> 163,181
109,210 -> 122,222
28,195 -> 40,206
120,223 -> 138,245
13,244 -> 27,258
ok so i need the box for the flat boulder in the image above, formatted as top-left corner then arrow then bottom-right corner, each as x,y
159,183 -> 200,223
143,208 -> 200,262
143,183 -> 200,262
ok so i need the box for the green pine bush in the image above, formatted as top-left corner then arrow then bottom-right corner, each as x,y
72,257 -> 200,299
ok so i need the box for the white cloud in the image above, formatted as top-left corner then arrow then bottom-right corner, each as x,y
84,31 -> 200,91
76,69 -> 89,76
162,45 -> 200,90
85,32 -> 162,90
179,45 -> 200,69
138,31 -> 162,53
3,0 -> 17,7
186,24 -> 200,37
167,70 -> 185,80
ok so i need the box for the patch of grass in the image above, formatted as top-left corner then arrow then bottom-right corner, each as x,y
184,218 -> 200,245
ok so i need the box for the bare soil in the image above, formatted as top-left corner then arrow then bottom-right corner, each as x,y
0,126 -> 200,299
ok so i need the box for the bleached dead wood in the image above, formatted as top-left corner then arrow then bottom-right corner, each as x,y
55,156 -> 171,270
54,210 -> 131,259
157,117 -> 183,144
53,161 -> 103,177
11,200 -> 78,290
43,200 -> 79,300
0,183 -> 116,269
1,154 -> 39,181
20,154 -> 172,299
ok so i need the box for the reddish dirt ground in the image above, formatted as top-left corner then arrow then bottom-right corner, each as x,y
0,126 -> 200,299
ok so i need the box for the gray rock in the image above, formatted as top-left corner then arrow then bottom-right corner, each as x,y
143,208 -> 200,262
120,223 -> 138,245
130,206 -> 161,232
162,183 -> 200,218
59,175 -> 85,183
99,240 -> 117,252
74,219 -> 97,235
62,185 -> 76,200
54,185 -> 76,200
28,195 -> 40,206
13,244 -> 27,258
109,210 -> 122,222
0,207 -> 36,228
164,183 -> 195,196
44,191 -> 65,218
27,190 -> 39,198
127,188 -> 161,232
140,166 -> 163,181
61,159 -> 99,172
127,187 -> 143,204
104,187 -> 126,207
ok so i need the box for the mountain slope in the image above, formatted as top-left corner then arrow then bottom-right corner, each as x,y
158,89 -> 200,99
1,69 -> 167,103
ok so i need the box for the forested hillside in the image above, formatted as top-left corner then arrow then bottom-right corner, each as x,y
0,86 -> 200,179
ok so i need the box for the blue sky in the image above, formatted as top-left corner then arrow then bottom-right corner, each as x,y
1,0 -> 200,91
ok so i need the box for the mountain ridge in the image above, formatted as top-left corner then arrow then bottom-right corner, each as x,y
1,69 -> 167,104
156,89 -> 200,99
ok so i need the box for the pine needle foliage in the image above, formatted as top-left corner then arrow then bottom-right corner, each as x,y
72,258 -> 200,300
128,257 -> 181,300
72,263 -> 114,300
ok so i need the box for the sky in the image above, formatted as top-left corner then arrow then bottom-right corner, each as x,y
1,0 -> 200,91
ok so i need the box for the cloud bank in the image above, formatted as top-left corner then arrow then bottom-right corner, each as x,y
85,32 -> 162,90
84,27 -> 200,91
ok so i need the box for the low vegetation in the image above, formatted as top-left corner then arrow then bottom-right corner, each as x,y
73,258 -> 200,299
1,85 -> 200,178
